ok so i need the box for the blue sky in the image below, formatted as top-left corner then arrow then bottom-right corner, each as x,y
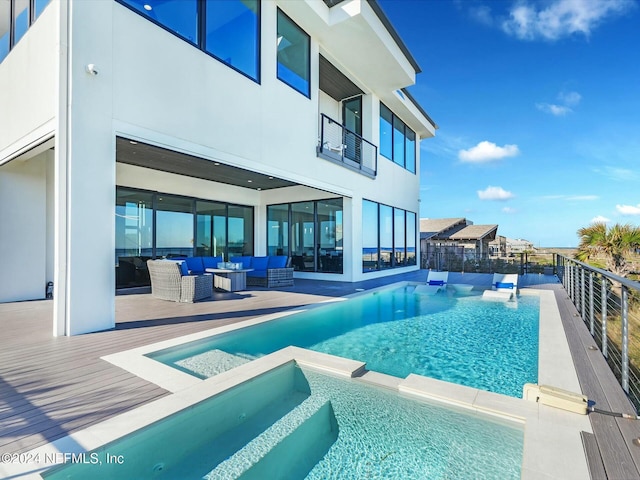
379,0 -> 640,247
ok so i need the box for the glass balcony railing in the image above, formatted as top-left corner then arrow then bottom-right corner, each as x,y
317,114 -> 377,177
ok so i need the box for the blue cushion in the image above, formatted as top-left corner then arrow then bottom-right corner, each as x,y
177,261 -> 189,276
202,256 -> 223,269
185,257 -> 204,274
251,256 -> 269,272
267,256 -> 288,269
247,270 -> 267,278
495,282 -> 514,289
428,280 -> 445,286
230,256 -> 252,269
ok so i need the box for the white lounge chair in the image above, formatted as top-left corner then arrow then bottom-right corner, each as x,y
482,273 -> 518,301
414,271 -> 449,295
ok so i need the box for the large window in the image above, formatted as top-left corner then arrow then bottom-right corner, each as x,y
379,103 -> 416,173
205,0 -> 259,80
362,200 -> 417,272
115,187 -> 254,288
268,198 -> 343,273
277,9 -> 310,97
0,0 -> 51,63
117,0 -> 260,81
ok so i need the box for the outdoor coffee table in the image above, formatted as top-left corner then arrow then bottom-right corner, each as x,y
205,268 -> 253,292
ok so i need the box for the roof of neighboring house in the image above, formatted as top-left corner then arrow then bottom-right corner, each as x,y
419,218 -> 466,236
449,224 -> 498,241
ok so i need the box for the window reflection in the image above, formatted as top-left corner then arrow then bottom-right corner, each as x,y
277,9 -> 310,97
0,0 -> 10,63
379,103 -> 416,173
228,205 -> 253,257
362,200 -> 379,272
267,204 -> 289,256
379,104 -> 393,160
291,202 -> 314,271
120,0 -> 199,44
406,211 -> 416,266
13,0 -> 29,44
156,196 -> 194,258
379,204 -> 393,269
317,199 -> 343,273
205,0 -> 259,81
196,201 -> 226,257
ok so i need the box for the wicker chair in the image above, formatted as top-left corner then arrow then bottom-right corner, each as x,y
147,260 -> 213,303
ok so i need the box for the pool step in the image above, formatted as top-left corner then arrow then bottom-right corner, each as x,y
203,396 -> 338,480
175,349 -> 252,377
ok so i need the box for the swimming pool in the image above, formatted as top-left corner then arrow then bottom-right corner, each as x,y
42,363 -> 523,479
150,286 -> 539,397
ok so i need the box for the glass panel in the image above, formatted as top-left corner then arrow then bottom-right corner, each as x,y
394,208 -> 406,267
379,204 -> 393,270
34,0 -> 51,19
267,203 -> 289,256
379,103 -> 392,160
115,189 -> 154,288
156,195 -> 194,258
205,0 -> 259,80
13,0 -> 29,44
406,128 -> 416,173
291,201 -> 314,271
406,211 -> 416,266
0,0 -> 10,62
393,116 -> 405,167
228,205 -> 253,257
343,97 -> 362,163
362,200 -> 379,272
317,199 -> 343,273
196,201 -> 226,257
277,9 -> 310,97
120,0 -> 198,44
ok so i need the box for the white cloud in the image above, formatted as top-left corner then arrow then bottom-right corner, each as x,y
536,103 -> 572,116
566,195 -> 598,201
478,186 -> 515,201
616,204 -> 640,215
502,0 -> 634,41
559,91 -> 582,106
591,215 -> 610,223
458,141 -> 520,163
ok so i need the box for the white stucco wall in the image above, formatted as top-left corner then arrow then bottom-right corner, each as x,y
0,155 -> 48,302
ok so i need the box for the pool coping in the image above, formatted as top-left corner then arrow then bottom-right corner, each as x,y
1,284 -> 592,479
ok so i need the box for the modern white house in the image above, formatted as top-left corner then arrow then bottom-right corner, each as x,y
0,0 -> 436,335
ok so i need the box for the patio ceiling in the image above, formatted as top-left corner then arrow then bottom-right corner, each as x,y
115,137 -> 298,191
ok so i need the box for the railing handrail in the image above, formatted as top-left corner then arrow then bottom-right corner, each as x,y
557,253 -> 640,290
320,113 -> 376,150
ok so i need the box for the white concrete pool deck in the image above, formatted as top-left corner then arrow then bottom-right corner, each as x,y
2,284 -> 591,480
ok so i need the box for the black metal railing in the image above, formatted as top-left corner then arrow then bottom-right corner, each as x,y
557,254 -> 640,411
317,113 -> 377,176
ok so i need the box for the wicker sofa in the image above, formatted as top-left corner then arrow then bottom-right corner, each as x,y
147,260 -> 213,303
230,255 -> 294,288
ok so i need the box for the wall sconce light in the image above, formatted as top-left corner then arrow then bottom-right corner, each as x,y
85,64 -> 98,76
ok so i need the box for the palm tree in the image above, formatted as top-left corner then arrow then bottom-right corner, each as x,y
576,222 -> 640,277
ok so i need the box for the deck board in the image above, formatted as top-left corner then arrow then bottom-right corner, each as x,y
0,271 -> 639,479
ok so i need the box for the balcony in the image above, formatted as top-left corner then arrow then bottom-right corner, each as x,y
317,114 -> 377,178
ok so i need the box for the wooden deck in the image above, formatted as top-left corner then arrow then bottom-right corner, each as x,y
1,271 -> 639,479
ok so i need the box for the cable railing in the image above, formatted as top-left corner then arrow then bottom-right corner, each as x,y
557,254 -> 640,411
317,113 -> 377,177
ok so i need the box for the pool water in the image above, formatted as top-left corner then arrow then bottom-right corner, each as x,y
151,286 -> 539,397
44,364 -> 523,479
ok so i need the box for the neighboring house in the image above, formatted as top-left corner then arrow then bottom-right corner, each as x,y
507,238 -> 535,254
489,235 -> 508,257
420,218 -> 498,257
0,0 -> 436,335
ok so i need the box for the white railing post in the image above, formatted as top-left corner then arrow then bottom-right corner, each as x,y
589,271 -> 594,335
580,267 -> 585,317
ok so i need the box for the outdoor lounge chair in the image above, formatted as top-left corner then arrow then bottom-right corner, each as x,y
482,273 -> 518,301
147,260 -> 213,303
414,271 -> 449,295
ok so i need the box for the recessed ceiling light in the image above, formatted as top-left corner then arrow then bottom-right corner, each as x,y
247,180 -> 252,183
268,176 -> 274,179
214,162 -> 220,166
143,4 -> 152,11
129,141 -> 137,145
257,187 -> 262,191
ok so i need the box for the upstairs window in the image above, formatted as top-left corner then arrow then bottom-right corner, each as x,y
117,0 -> 260,81
0,0 -> 52,64
277,9 -> 310,97
379,102 -> 416,173
205,0 -> 259,81
119,0 -> 198,44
